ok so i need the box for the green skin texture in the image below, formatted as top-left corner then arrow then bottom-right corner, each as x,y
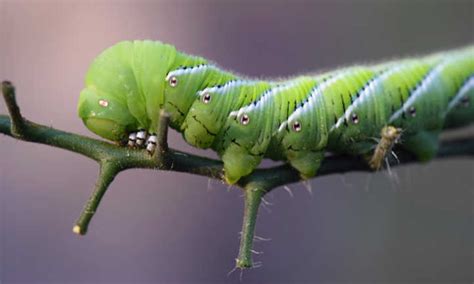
182,78 -> 331,182
78,40 -> 474,184
164,65 -> 236,130
79,40 -> 209,141
182,81 -> 273,150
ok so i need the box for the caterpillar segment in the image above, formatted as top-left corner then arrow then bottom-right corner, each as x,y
280,67 -> 378,178
78,40 -> 474,184
444,75 -> 474,128
180,80 -> 272,150
392,49 -> 474,161
164,64 -> 237,129
218,77 -> 322,184
280,48 -> 472,178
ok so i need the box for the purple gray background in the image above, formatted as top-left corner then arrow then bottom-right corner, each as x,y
1,0 -> 473,283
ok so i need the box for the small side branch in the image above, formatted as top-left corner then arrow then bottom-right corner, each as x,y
236,186 -> 265,269
2,81 -> 26,137
156,110 -> 170,153
73,162 -> 121,235
152,110 -> 171,168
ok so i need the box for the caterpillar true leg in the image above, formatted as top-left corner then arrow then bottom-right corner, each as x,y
145,135 -> 157,153
135,130 -> 148,146
127,130 -> 156,152
127,132 -> 137,147
368,126 -> 402,170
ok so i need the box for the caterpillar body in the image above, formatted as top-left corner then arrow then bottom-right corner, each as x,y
78,41 -> 474,184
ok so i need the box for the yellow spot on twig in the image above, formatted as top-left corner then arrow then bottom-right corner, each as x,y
72,225 -> 82,235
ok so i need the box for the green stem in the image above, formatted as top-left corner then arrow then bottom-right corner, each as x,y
73,162 -> 121,235
236,186 -> 265,268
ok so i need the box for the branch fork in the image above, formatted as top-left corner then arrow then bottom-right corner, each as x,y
1,81 -> 473,269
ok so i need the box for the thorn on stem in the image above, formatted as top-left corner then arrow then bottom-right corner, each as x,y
283,185 -> 294,198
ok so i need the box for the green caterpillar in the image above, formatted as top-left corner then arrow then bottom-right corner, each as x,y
78,40 -> 474,184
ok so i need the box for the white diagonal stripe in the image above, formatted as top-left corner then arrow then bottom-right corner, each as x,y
229,81 -> 297,118
446,75 -> 474,113
276,72 -> 349,132
197,80 -> 257,98
165,64 -> 214,81
388,62 -> 449,123
331,66 -> 403,130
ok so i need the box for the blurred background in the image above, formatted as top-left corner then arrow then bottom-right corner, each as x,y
0,0 -> 473,283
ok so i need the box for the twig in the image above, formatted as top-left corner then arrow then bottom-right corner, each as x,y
2,81 -> 26,137
1,81 -> 473,269
156,109 -> 170,153
73,162 -> 121,235
237,186 -> 265,268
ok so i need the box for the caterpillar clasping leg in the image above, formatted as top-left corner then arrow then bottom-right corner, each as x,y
127,130 -> 157,153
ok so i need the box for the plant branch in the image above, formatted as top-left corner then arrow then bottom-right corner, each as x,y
73,162 -> 121,235
237,186 -> 265,268
1,81 -> 473,269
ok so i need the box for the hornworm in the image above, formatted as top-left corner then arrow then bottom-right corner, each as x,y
78,40 -> 474,184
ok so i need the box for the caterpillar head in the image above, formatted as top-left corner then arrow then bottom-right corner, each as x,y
78,40 -> 188,141
78,87 -> 138,142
